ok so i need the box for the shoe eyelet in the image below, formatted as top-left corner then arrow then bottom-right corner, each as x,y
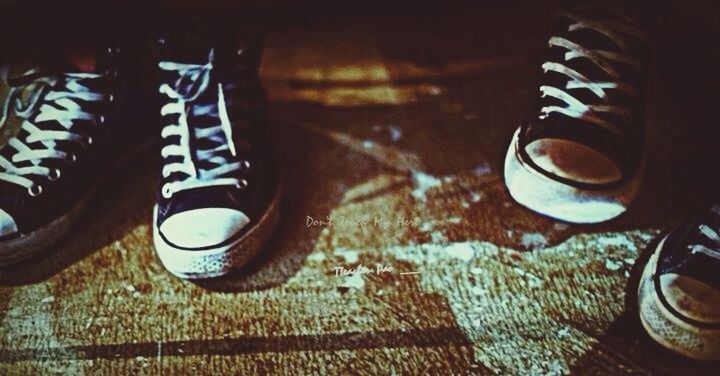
48,169 -> 61,181
106,46 -> 120,57
236,179 -> 249,189
28,184 -> 43,197
85,136 -> 94,147
66,153 -> 77,165
108,93 -> 115,103
99,115 -> 105,124
241,160 -> 251,170
162,185 -> 173,199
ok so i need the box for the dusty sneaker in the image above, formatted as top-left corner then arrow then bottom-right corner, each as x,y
639,205 -> 720,361
153,37 -> 281,279
504,5 -> 648,223
0,46 -> 127,265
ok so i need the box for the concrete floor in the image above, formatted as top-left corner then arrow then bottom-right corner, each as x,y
1,1 -> 720,374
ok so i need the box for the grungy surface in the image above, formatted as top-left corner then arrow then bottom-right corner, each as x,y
1,1 -> 720,375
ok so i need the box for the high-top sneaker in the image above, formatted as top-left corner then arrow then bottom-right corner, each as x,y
639,205 -> 720,361
0,46 -> 128,265
504,4 -> 648,223
153,37 -> 281,280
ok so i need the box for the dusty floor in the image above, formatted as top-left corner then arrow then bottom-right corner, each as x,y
1,1 -> 720,374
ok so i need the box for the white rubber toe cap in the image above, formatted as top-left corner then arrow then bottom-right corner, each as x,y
0,208 -> 18,237
504,128 -> 641,224
159,208 -> 250,249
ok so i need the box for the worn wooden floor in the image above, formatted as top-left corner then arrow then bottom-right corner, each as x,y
1,1 -> 720,374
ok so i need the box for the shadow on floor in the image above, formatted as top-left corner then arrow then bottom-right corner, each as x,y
0,147 -> 157,286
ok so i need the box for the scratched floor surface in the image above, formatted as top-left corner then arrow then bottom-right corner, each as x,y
1,1 -> 720,374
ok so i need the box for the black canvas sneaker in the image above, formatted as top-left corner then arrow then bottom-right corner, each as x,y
0,46 -> 127,265
153,39 -> 281,279
639,205 -> 720,361
504,5 -> 648,223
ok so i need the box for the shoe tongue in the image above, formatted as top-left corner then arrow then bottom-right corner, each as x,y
167,49 -> 213,65
160,34 -> 214,65
63,50 -> 97,73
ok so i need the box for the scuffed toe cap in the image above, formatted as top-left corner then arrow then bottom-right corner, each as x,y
659,273 -> 720,324
159,207 -> 250,249
525,138 -> 622,185
0,208 -> 18,237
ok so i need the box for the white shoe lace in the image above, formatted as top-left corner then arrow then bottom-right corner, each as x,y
158,49 -> 246,199
539,8 -> 646,136
0,67 -> 108,196
691,206 -> 720,261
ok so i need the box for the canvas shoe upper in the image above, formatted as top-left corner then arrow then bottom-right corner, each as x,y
0,47 -> 120,264
153,36 -> 280,279
639,205 -> 720,361
504,4 -> 649,223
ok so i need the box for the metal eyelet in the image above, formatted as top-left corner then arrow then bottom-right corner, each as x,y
241,160 -> 251,170
84,136 -> 94,148
107,46 -> 120,56
236,179 -> 249,189
108,93 -> 115,103
48,168 -> 61,181
28,184 -> 43,197
99,115 -> 105,124
162,185 -> 173,199
66,153 -> 77,165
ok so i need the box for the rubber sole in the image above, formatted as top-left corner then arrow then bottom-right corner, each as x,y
153,176 -> 283,280
503,127 -> 643,224
638,237 -> 720,361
